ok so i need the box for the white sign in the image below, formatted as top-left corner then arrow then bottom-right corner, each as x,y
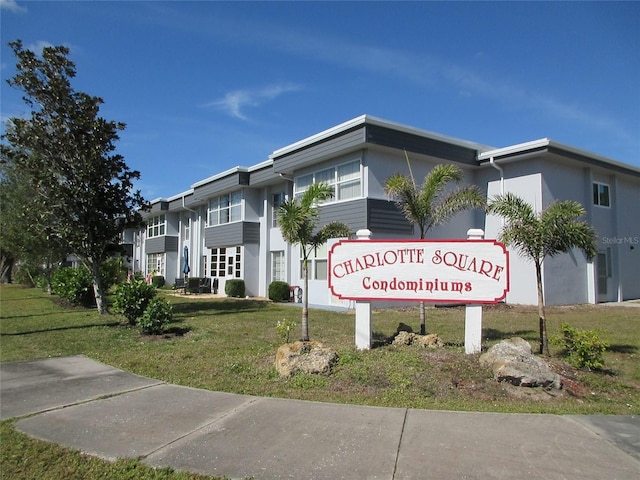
328,239 -> 509,303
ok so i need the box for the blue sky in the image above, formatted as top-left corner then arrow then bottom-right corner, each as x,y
2,1 -> 638,201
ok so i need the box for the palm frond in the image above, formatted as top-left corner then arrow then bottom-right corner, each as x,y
312,221 -> 352,248
489,193 -> 597,261
300,182 -> 334,209
540,201 -> 597,259
430,184 -> 485,230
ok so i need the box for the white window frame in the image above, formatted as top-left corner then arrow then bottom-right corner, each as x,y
209,246 -> 243,279
593,182 -> 610,208
146,253 -> 165,276
300,243 -> 328,281
183,218 -> 190,242
271,251 -> 285,282
210,247 -> 227,277
336,160 -> 361,200
208,191 -> 242,226
147,214 -> 166,238
272,192 -> 286,227
294,159 -> 361,203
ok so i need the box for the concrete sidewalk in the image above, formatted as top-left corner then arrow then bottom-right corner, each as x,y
1,355 -> 638,480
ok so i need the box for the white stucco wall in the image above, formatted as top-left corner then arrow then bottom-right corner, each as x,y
366,149 -> 482,240
611,175 -> 640,300
484,173 -> 541,305
539,160 -> 591,305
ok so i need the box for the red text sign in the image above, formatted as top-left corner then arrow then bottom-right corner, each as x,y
328,239 -> 509,303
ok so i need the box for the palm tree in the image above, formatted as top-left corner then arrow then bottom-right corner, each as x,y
277,182 -> 351,342
384,159 -> 485,335
488,192 -> 597,355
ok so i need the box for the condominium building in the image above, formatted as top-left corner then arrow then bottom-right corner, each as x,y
128,115 -> 640,306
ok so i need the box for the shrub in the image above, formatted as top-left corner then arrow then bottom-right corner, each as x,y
14,263 -> 45,288
100,257 -> 128,291
112,279 -> 157,325
225,279 -> 245,298
276,318 -> 297,343
151,275 -> 165,288
51,267 -> 94,306
268,281 -> 290,302
551,322 -> 609,370
138,297 -> 173,335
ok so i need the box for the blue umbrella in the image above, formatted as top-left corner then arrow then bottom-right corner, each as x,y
183,245 -> 190,275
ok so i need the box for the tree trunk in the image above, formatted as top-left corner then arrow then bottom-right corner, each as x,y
301,259 -> 309,341
535,260 -> 549,355
90,261 -> 107,314
0,253 -> 14,284
419,301 -> 426,335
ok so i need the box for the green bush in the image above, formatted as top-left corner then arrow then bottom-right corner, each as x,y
276,318 -> 297,343
138,297 -> 173,335
268,281 -> 290,302
551,322 -> 609,370
51,267 -> 94,306
151,275 -> 165,288
100,257 -> 127,291
225,279 -> 245,298
112,279 -> 157,325
14,263 -> 44,288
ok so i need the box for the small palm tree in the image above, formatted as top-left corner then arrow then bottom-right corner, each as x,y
488,192 -> 597,355
385,159 -> 485,335
278,183 -> 351,341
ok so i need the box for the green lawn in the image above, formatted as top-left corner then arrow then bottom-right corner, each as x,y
2,284 -> 638,414
1,284 -> 639,479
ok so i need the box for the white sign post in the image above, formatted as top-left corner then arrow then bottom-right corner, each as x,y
354,229 -> 372,350
328,231 -> 509,351
465,229 -> 485,354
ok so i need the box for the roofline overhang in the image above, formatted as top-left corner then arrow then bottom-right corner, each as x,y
191,166 -> 250,189
270,114 -> 493,160
478,138 -> 640,177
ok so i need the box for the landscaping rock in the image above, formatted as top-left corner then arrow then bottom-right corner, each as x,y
392,332 -> 444,348
392,331 -> 414,346
479,337 -> 561,389
416,333 -> 444,349
275,341 -> 338,377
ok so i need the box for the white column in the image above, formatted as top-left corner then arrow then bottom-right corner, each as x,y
465,229 -> 484,354
355,302 -> 372,350
355,229 -> 372,350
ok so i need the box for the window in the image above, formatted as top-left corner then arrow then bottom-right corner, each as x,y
337,161 -> 361,200
294,173 -> 314,198
272,193 -> 286,227
300,243 -> 328,281
210,246 -> 242,278
593,182 -> 610,207
183,219 -> 190,242
597,249 -> 612,296
146,253 -> 165,276
294,159 -> 361,202
272,251 -> 285,282
208,192 -> 242,226
147,214 -> 166,238
210,247 -> 227,277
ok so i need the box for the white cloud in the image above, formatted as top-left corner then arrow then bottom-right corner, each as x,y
0,0 -> 27,13
25,40 -> 54,54
205,82 -> 302,120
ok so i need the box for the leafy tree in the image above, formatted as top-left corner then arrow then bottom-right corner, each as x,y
0,156 -> 68,289
488,192 -> 597,355
1,40 -> 148,313
277,183 -> 351,341
385,159 -> 485,335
